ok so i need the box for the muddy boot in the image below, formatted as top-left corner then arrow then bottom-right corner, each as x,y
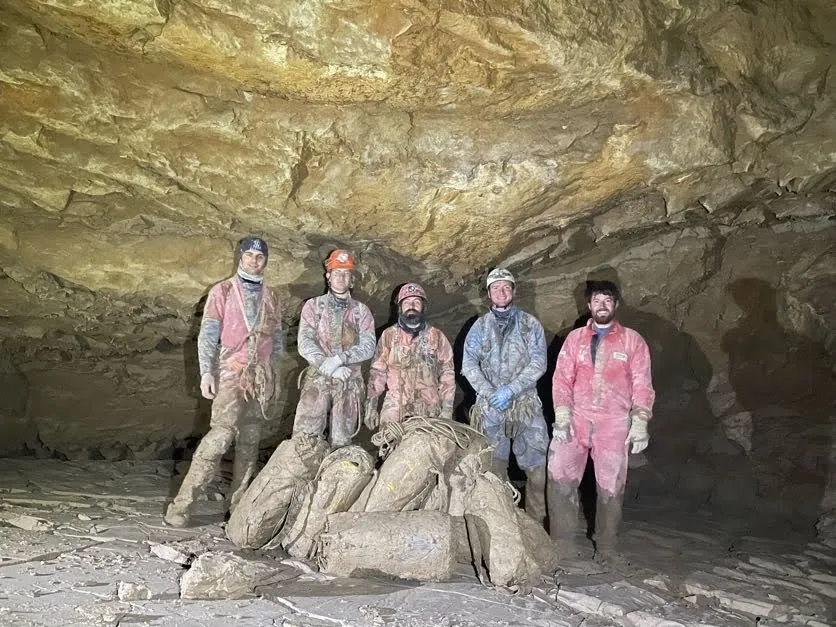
524,465 -> 547,525
490,456 -> 509,481
593,492 -> 629,571
164,425 -> 235,527
163,500 -> 191,528
547,479 -> 581,560
228,422 -> 261,513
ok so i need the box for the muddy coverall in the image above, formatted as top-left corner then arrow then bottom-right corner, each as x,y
548,319 -> 654,556
367,325 -> 455,423
293,293 -> 375,446
462,307 -> 549,522
168,277 -> 283,518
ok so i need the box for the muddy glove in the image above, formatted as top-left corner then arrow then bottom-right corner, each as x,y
319,354 -> 344,377
626,413 -> 650,454
551,407 -> 574,444
489,385 -> 514,412
200,373 -> 217,400
332,366 -> 351,382
364,398 -> 380,431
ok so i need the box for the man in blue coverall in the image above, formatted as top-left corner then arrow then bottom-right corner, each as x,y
462,268 -> 549,524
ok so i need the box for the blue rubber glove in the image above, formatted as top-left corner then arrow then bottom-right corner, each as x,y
489,385 -> 514,412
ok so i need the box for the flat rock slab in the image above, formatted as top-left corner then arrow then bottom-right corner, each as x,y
179,551 -> 302,600
1,459 -> 834,626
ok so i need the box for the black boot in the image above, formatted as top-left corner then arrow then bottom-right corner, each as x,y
490,456 -> 509,481
594,492 -> 630,571
547,479 -> 581,560
524,465 -> 547,525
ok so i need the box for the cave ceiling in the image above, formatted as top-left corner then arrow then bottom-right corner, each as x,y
0,0 -> 834,360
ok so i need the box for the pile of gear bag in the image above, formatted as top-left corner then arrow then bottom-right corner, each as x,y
226,416 -> 558,593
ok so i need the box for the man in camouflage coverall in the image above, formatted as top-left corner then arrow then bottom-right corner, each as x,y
292,250 -> 375,446
462,268 -> 549,524
164,237 -> 283,528
364,283 -> 455,428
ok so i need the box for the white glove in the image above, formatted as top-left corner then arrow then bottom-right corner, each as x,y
332,366 -> 351,382
551,407 -> 574,444
626,414 -> 650,454
200,373 -> 217,400
552,423 -> 574,444
319,354 -> 344,376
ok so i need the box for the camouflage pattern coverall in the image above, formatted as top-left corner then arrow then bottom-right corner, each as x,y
293,293 -> 376,446
171,277 -> 283,513
367,325 -> 456,422
462,307 -> 549,471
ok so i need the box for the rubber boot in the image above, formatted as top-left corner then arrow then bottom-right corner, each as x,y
228,422 -> 261,513
490,456 -> 509,481
164,425 -> 235,527
594,492 -> 629,570
524,465 -> 547,525
547,479 -> 581,560
163,500 -> 191,528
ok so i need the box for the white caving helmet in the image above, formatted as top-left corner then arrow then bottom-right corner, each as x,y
486,268 -> 515,289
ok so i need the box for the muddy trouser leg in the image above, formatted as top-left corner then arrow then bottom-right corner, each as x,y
229,405 -> 262,512
481,402 -> 510,480
514,413 -> 549,525
524,466 -> 547,524
330,377 -> 363,447
595,492 -> 624,556
547,479 -> 581,556
590,420 -> 629,560
168,383 -> 240,517
489,457 -> 509,480
292,375 -> 332,439
547,431 -> 589,558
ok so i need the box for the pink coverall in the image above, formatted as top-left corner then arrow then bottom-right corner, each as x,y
548,320 -> 655,496
208,279 -> 282,380
173,278 -> 282,512
367,325 -> 456,423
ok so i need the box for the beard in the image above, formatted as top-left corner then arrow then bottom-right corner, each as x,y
592,309 -> 615,325
401,308 -> 424,327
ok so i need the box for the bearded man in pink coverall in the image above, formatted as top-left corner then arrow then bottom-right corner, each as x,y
548,280 -> 655,568
165,237 -> 283,528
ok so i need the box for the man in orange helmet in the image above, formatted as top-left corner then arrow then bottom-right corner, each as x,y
364,282 -> 455,429
293,250 -> 376,446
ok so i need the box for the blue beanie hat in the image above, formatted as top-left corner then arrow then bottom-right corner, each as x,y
239,236 -> 268,259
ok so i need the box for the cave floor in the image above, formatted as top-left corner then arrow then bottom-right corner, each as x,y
0,459 -> 833,627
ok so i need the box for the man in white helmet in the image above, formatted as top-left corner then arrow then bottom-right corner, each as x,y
462,268 -> 549,524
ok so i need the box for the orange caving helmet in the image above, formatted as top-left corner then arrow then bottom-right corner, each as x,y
397,282 -> 426,304
325,249 -> 357,271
